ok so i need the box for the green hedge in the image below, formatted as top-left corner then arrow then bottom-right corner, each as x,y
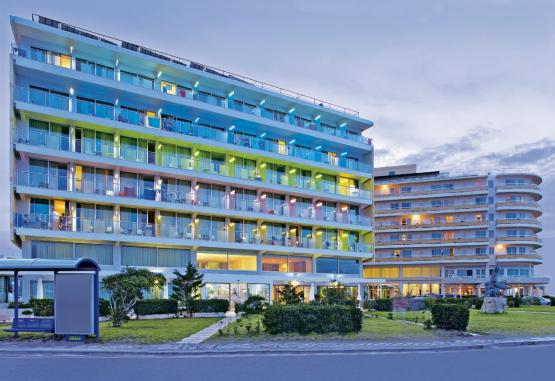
134,299 -> 178,316
364,298 -> 392,311
426,297 -> 475,309
431,304 -> 469,331
8,301 -> 32,309
262,304 -> 363,335
189,299 -> 229,313
474,299 -> 484,310
30,298 -> 54,317
236,295 -> 266,315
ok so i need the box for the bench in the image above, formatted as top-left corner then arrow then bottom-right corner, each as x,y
3,318 -> 55,333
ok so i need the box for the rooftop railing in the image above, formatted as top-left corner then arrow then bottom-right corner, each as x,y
27,15 -> 362,117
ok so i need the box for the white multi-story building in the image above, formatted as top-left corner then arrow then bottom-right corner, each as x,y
6,15 -> 376,303
365,164 -> 548,298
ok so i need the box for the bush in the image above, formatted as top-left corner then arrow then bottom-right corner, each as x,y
431,304 -> 469,331
509,296 -> 523,307
237,295 -> 266,315
367,298 -> 392,311
189,299 -> 229,313
262,304 -> 362,335
426,297 -> 474,309
134,299 -> 178,317
30,298 -> 54,317
99,299 -> 110,317
474,299 -> 484,310
8,301 -> 32,309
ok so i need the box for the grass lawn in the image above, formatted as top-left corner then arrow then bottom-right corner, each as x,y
468,309 -> 555,336
371,310 -> 431,322
0,318 -> 219,344
510,306 -> 555,313
209,314 -> 437,342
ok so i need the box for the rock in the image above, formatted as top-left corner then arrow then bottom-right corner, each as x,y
480,297 -> 507,314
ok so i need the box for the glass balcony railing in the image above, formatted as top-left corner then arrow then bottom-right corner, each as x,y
14,212 -> 373,254
15,171 -> 372,227
14,85 -> 371,172
15,126 -> 372,200
12,44 -> 372,145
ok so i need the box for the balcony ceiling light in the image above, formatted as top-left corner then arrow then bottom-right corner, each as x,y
228,90 -> 235,97
115,59 -> 119,66
259,99 -> 266,106
314,115 -> 321,121
340,152 -> 347,156
260,163 -> 266,168
69,88 -> 74,95
340,122 -> 347,128
157,71 -> 162,78
260,132 -> 266,138
194,117 -> 200,123
288,107 -> 295,114
158,108 -> 162,114
289,139 -> 296,145
70,46 -> 74,53
315,145 -> 322,150
229,125 -> 235,131
194,81 -> 200,88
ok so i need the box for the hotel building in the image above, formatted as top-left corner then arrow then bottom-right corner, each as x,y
365,164 -> 548,298
7,15 -> 376,303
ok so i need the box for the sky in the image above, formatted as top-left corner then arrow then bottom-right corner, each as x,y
1,1 -> 554,279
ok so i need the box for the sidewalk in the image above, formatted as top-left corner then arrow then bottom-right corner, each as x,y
0,335 -> 555,356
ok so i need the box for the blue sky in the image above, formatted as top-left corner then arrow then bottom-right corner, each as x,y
1,1 -> 554,279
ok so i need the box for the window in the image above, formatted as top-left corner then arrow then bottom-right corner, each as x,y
197,252 -> 256,271
432,249 -> 442,257
393,250 -> 401,257
338,259 -> 359,274
475,197 -> 486,205
316,258 -> 337,273
456,269 -> 473,277
431,200 -> 442,207
389,203 -> 400,210
228,255 -> 257,271
32,241 -> 73,259
401,249 -> 412,258
363,267 -> 399,278
519,247 -> 526,254
197,252 -> 227,270
475,230 -> 487,238
488,180 -> 494,188
401,202 -> 411,209
31,280 -> 54,299
507,247 -> 518,255
161,81 -> 177,95
431,232 -> 443,240
475,247 -> 487,255
400,186 -> 411,193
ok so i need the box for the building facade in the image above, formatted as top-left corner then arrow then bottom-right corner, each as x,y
8,15 -> 376,302
365,164 -> 548,298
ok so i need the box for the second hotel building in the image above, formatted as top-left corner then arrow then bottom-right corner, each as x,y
9,15 -> 376,302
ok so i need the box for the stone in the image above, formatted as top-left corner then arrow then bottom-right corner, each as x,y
480,296 -> 507,314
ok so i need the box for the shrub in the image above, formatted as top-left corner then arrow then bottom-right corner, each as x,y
21,310 -> 33,316
373,298 -> 393,311
8,301 -> 32,309
262,304 -> 363,335
30,298 -> 54,317
426,297 -> 474,309
431,304 -> 469,331
189,299 -> 229,313
99,299 -> 110,317
134,299 -> 178,317
508,296 -> 523,307
237,295 -> 266,315
474,299 -> 484,310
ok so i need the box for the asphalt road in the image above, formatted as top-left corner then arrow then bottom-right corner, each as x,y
0,344 -> 552,381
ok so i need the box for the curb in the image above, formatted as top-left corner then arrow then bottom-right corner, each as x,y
0,337 -> 555,357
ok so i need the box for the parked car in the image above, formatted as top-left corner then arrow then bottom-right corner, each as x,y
523,296 -> 552,306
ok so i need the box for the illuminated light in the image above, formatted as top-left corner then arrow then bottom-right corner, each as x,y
316,231 -> 323,235
69,88 -> 74,95
314,115 -> 321,121
260,163 -> 266,168
158,108 -> 163,114
288,107 -> 295,114
259,99 -> 266,106
340,152 -> 347,156
228,90 -> 235,97
115,98 -> 119,105
194,184 -> 200,190
194,151 -> 200,157
70,46 -> 74,53
195,218 -> 200,223
229,222 -> 235,227
289,139 -> 296,145
290,198 -> 297,204
157,71 -> 162,78
340,122 -> 347,128
229,157 -> 235,163
261,194 -> 267,199
340,178 -> 349,183
315,145 -> 322,150
289,169 -> 296,174
261,224 -> 267,229
229,125 -> 235,131
194,81 -> 200,88
194,117 -> 200,123
115,59 -> 119,66
230,190 -> 235,195
316,202 -> 323,207
341,206 -> 348,211
290,280 -> 300,287
157,143 -> 162,149
316,174 -> 322,179
260,132 -> 266,138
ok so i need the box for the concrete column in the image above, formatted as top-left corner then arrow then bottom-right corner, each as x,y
268,280 -> 274,304
309,283 -> 316,301
357,284 -> 364,303
36,278 -> 44,299
113,244 -> 122,270
114,204 -> 120,234
200,285 -> 208,299
163,284 -> 169,299
154,175 -> 162,201
114,133 -> 121,159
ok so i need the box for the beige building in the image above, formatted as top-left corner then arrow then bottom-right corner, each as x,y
363,165 -> 548,298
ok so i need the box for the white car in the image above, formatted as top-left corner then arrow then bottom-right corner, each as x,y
523,296 -> 552,306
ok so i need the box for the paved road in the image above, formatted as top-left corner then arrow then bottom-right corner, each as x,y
0,344 -> 552,381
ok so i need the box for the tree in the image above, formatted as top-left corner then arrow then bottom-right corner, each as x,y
322,282 -> 355,305
170,263 -> 204,317
278,284 -> 304,305
102,268 -> 166,327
